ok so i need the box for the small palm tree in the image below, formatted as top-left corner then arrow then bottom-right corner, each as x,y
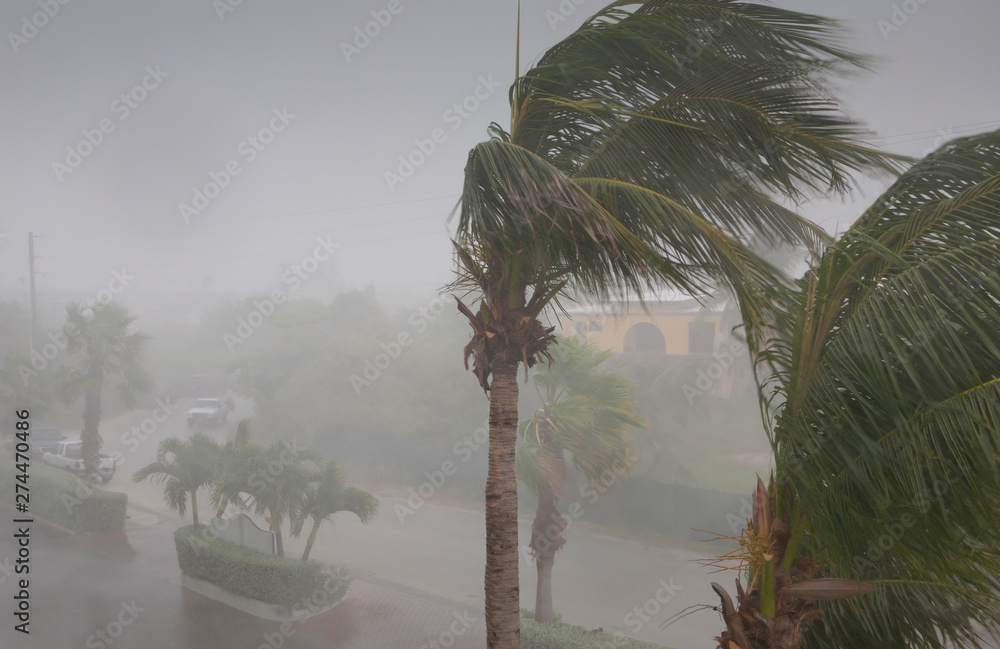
133,432 -> 221,528
516,337 -> 645,623
65,302 -> 151,481
292,459 -> 378,561
211,437 -> 319,557
713,129 -> 1000,649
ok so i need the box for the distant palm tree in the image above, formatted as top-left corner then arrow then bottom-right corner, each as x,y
516,337 -> 644,623
713,129 -> 1000,649
64,302 -> 151,481
133,433 -> 221,528
292,459 -> 378,561
452,1 -> 904,644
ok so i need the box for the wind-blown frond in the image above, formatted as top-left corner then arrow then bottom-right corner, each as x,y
762,128 -> 1000,649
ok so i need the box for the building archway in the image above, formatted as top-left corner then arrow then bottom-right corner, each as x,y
623,322 -> 665,354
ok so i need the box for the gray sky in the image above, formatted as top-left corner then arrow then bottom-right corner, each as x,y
1,0 -> 998,304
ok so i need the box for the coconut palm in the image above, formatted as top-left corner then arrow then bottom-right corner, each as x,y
712,129 -> 1000,649
451,1 -> 905,645
516,336 -> 645,623
133,432 -> 221,528
211,437 -> 319,557
292,459 -> 378,561
64,301 -> 151,481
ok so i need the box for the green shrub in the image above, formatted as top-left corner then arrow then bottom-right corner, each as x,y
0,451 -> 126,532
174,525 -> 351,609
521,611 -> 672,649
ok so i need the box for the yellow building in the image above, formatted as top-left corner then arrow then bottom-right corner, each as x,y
561,299 -> 736,356
560,299 -> 751,400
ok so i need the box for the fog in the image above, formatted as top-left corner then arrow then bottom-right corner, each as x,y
1,1 -> 999,648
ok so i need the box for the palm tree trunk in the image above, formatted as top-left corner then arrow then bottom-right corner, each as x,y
302,519 -> 320,561
80,364 -> 104,481
485,359 -> 521,649
531,490 -> 563,623
216,495 -> 228,518
190,490 -> 200,528
271,517 -> 284,557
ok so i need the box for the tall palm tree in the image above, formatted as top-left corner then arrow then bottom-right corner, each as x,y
292,459 -> 379,561
64,302 -> 151,481
211,437 -> 319,557
451,2 -> 905,645
713,129 -> 1000,649
516,336 -> 645,623
133,432 -> 221,528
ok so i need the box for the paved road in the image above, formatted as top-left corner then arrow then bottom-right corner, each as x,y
97,397 -> 727,649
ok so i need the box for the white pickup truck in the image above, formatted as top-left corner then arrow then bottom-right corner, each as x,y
187,397 -> 231,428
42,441 -> 118,483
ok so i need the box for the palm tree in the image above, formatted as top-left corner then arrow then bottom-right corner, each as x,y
451,2 -> 905,645
133,432 -> 221,528
64,302 -> 151,482
211,437 -> 319,557
712,129 -> 1000,649
516,336 -> 645,623
292,459 -> 378,561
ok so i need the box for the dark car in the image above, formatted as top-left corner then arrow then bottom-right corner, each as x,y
6,426 -> 67,457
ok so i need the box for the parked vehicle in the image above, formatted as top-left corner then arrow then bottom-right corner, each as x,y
187,397 -> 230,428
42,441 -> 118,483
5,426 -> 66,458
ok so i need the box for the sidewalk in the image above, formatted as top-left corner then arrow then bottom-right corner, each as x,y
0,504 -> 486,649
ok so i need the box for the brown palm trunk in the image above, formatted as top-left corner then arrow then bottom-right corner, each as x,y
531,489 -> 564,623
302,519 -> 320,561
80,364 -> 104,481
485,359 -> 521,649
271,517 -> 284,557
190,490 -> 201,528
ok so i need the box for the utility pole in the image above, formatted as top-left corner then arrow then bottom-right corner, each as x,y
28,231 -> 37,353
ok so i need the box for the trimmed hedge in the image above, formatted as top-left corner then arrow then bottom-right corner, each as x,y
0,451 -> 126,532
174,525 -> 351,609
521,612 -> 672,649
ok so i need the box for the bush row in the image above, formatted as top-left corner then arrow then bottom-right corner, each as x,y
521,611 -> 672,649
0,452 -> 126,532
174,525 -> 351,609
